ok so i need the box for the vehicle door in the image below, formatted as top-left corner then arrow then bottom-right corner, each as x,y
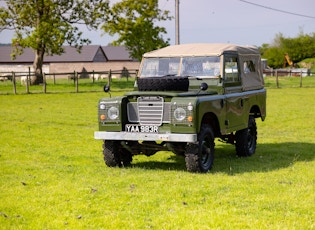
223,54 -> 245,132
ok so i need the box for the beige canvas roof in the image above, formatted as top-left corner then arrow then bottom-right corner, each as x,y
143,43 -> 259,57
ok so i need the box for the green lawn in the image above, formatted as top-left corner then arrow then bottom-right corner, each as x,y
0,85 -> 314,229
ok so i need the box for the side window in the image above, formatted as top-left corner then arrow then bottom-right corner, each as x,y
243,60 -> 256,74
224,56 -> 240,83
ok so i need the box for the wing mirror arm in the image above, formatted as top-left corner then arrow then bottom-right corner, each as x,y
218,75 -> 222,83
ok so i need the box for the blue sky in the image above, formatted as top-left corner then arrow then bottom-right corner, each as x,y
0,0 -> 314,47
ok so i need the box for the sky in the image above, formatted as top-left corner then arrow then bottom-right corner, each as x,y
0,0 -> 315,47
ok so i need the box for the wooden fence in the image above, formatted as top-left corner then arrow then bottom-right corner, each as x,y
263,68 -> 311,77
0,69 -> 138,94
1,68 -> 314,94
263,69 -> 314,88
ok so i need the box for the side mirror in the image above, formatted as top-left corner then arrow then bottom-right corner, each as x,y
104,85 -> 110,92
104,85 -> 111,98
200,82 -> 208,91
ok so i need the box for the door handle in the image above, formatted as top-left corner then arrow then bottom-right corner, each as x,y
240,99 -> 244,107
220,99 -> 224,108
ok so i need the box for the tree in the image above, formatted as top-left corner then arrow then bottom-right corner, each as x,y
261,32 -> 315,68
262,46 -> 285,68
259,43 -> 269,57
282,32 -> 315,63
0,0 -> 109,84
102,0 -> 172,61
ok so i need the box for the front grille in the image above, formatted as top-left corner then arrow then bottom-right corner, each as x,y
138,96 -> 164,125
127,96 -> 171,125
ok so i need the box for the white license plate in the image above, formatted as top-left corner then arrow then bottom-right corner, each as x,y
125,124 -> 159,133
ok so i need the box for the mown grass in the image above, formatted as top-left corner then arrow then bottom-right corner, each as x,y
0,82 -> 315,229
264,76 -> 315,88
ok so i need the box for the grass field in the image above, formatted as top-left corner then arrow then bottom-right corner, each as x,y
0,80 -> 315,229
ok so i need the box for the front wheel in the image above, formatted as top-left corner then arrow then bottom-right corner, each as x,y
185,125 -> 215,173
103,140 -> 132,167
235,116 -> 257,157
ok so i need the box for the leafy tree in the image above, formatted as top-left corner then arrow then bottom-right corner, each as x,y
282,32 -> 315,63
259,43 -> 269,57
262,32 -> 315,68
262,46 -> 285,68
102,0 -> 172,61
0,0 -> 109,84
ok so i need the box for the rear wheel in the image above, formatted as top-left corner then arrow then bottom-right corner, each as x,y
185,124 -> 215,173
235,116 -> 257,157
103,140 -> 132,167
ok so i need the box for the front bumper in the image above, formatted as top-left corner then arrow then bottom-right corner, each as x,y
94,131 -> 197,143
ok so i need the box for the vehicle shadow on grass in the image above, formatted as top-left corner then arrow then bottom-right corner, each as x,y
131,154 -> 187,172
130,142 -> 315,174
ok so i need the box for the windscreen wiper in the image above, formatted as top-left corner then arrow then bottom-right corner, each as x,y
162,74 -> 177,77
184,75 -> 201,79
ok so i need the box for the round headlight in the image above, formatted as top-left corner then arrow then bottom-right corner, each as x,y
174,108 -> 186,121
107,106 -> 119,120
99,103 -> 106,110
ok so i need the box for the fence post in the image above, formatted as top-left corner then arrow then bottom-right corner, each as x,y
26,66 -> 31,94
43,72 -> 47,93
92,70 -> 95,83
53,74 -> 56,85
300,71 -> 303,88
12,72 -> 17,95
75,71 -> 79,93
26,74 -> 30,94
276,70 -> 279,88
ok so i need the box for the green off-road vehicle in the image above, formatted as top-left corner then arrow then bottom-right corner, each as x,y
95,43 -> 266,172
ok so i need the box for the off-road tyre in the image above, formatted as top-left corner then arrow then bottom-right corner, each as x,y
185,124 -> 215,173
119,148 -> 133,167
137,76 -> 189,91
103,140 -> 132,167
235,116 -> 257,157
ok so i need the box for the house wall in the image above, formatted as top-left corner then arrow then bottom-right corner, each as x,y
0,64 -> 49,76
0,61 -> 140,78
49,61 -> 140,78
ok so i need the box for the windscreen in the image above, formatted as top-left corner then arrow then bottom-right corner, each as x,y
181,57 -> 220,77
139,57 -> 180,77
139,56 -> 220,78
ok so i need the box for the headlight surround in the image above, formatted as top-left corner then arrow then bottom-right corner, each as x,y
107,106 -> 119,120
171,102 -> 194,125
174,107 -> 186,121
99,101 -> 120,123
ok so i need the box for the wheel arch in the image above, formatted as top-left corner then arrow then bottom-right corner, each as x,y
200,112 -> 221,137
